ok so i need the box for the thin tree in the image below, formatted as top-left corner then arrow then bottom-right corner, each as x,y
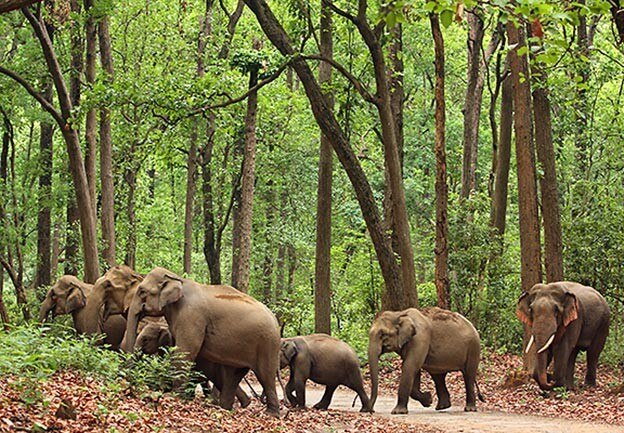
98,13 -> 117,267
314,0 -> 333,334
430,13 -> 450,309
507,20 -> 542,293
84,0 -> 97,216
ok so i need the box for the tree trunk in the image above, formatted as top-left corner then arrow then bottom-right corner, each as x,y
575,2 -> 590,173
0,0 -> 40,13
243,0 -> 405,309
314,0 -> 332,334
35,42 -> 54,289
124,161 -> 137,268
460,10 -> 485,198
507,21 -> 542,292
231,40 -> 261,293
431,13 -> 449,310
84,0 -> 97,217
98,15 -> 117,267
22,7 -> 100,282
532,73 -> 563,282
50,220 -> 61,278
491,62 -> 513,238
262,181 -> 275,304
0,266 -> 8,328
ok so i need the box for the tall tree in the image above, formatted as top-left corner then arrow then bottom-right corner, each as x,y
231,39 -> 262,293
314,0 -> 333,334
242,0 -> 407,311
98,13 -> 117,267
1,6 -> 101,282
34,20 -> 54,289
430,13 -> 449,310
84,0 -> 97,217
507,21 -> 542,293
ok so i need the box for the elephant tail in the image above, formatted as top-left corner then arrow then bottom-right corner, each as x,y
476,380 -> 485,402
351,394 -> 358,407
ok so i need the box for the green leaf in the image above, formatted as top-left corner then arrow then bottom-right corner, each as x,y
440,9 -> 453,28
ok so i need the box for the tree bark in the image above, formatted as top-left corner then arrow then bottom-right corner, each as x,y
262,181 -> 275,304
507,21 -> 542,292
98,15 -> 117,267
314,0 -> 332,334
430,13 -> 450,310
243,0 -> 405,309
35,23 -> 54,289
84,0 -> 97,217
22,7 -> 100,282
460,10 -> 485,198
532,72 -> 563,282
231,41 -> 260,293
124,156 -> 138,268
0,0 -> 40,14
491,61 -> 513,238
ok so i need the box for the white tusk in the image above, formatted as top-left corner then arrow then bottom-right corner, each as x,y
537,334 -> 555,354
525,335 -> 535,354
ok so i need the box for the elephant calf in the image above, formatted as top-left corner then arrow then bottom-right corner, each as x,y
135,321 -> 251,408
280,334 -> 371,412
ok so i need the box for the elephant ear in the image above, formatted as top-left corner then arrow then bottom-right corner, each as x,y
397,315 -> 416,348
158,275 -> 184,310
516,291 -> 533,327
562,292 -> 579,327
281,340 -> 298,362
65,284 -> 86,313
158,327 -> 173,347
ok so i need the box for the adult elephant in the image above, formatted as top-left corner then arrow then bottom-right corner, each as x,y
368,307 -> 483,414
516,281 -> 610,391
39,275 -> 126,349
121,267 -> 281,416
135,321 -> 251,408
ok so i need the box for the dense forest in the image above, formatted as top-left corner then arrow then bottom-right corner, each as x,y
1,0 -> 624,431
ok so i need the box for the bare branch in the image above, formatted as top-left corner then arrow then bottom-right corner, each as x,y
302,54 -> 379,105
0,65 -> 64,126
321,0 -> 357,24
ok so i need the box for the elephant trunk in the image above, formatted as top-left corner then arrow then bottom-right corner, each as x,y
531,329 -> 557,390
368,339 -> 382,410
120,296 -> 142,352
38,296 -> 54,322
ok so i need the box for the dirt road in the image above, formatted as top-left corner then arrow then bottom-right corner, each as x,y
300,386 -> 624,433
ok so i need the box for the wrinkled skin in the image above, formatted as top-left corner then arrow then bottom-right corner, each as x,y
517,282 -> 610,391
135,321 -> 251,408
368,308 -> 482,415
122,267 -> 281,416
38,275 -> 126,350
280,334 -> 371,412
94,265 -> 144,321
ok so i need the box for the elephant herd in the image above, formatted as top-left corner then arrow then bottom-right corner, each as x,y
39,265 -> 611,417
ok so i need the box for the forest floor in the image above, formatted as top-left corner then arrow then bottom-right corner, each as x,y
1,352 -> 623,433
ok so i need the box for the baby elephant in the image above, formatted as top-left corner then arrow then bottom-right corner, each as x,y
280,334 -> 371,412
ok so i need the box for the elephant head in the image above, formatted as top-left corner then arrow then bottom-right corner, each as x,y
516,283 -> 579,390
279,339 -> 299,369
121,267 -> 184,352
96,265 -> 144,320
135,321 -> 173,355
39,276 -> 88,322
368,312 -> 416,407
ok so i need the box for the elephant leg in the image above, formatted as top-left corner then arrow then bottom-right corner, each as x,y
410,370 -> 432,408
313,384 -> 337,410
285,377 -> 297,407
346,373 -> 372,413
553,344 -> 574,390
432,373 -> 451,411
219,367 -> 249,410
392,339 -> 428,415
170,329 -> 203,392
585,322 -> 608,387
462,370 -> 477,412
292,372 -> 307,408
235,385 -> 251,408
256,365 -> 280,416
565,348 -> 580,390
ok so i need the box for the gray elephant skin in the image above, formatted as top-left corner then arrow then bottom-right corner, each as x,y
121,267 -> 281,416
516,281 -> 610,390
368,307 -> 483,414
280,334 -> 371,412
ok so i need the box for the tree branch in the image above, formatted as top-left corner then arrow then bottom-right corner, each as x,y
321,0 -> 357,24
302,54 -> 379,105
0,65 -> 64,125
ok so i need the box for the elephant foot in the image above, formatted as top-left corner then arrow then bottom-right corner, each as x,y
435,400 -> 451,411
391,405 -> 408,415
584,379 -> 596,387
266,408 -> 281,418
313,402 -> 329,410
464,404 -> 477,412
414,391 -> 432,408
359,406 -> 373,413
